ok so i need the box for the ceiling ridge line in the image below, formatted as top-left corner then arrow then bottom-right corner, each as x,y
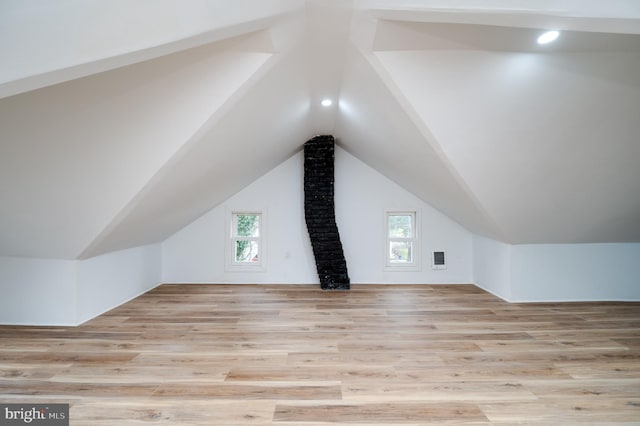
355,43 -> 509,242
0,14 -> 287,100
76,52 -> 284,260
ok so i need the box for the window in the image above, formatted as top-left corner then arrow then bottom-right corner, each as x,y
228,212 -> 264,270
386,211 -> 419,269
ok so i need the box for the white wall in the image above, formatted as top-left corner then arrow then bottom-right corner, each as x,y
510,243 -> 640,302
0,244 -> 162,326
3,150 -> 639,327
77,244 -> 162,323
472,235 -> 512,300
162,149 -> 318,284
335,147 -> 473,284
163,147 -> 474,284
0,256 -> 77,326
471,237 -> 640,302
4,149 -> 637,327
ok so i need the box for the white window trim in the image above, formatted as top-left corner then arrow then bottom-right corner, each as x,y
225,209 -> 267,272
384,210 -> 421,271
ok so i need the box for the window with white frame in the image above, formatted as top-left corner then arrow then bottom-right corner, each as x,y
229,212 -> 264,269
386,211 -> 419,269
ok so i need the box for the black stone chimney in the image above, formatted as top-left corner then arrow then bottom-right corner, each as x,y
303,135 -> 350,290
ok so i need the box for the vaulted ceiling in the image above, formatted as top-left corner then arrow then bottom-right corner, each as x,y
1,0 -> 639,260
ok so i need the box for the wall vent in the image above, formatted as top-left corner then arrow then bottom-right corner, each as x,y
432,251 -> 446,269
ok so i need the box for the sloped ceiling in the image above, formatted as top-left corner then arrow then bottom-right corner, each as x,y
1,0 -> 639,259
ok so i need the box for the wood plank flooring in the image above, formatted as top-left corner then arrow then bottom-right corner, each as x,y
1,284 -> 639,425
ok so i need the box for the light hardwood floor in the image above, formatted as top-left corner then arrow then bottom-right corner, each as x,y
1,284 -> 639,425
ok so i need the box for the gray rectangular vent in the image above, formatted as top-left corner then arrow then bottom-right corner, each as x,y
432,251 -> 446,269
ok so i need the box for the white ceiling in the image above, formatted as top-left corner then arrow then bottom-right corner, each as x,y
1,0 -> 639,259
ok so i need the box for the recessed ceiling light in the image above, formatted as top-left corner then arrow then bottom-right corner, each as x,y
537,30 -> 560,44
321,99 -> 332,107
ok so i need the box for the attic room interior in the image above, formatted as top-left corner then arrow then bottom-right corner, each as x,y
1,0 -> 639,424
